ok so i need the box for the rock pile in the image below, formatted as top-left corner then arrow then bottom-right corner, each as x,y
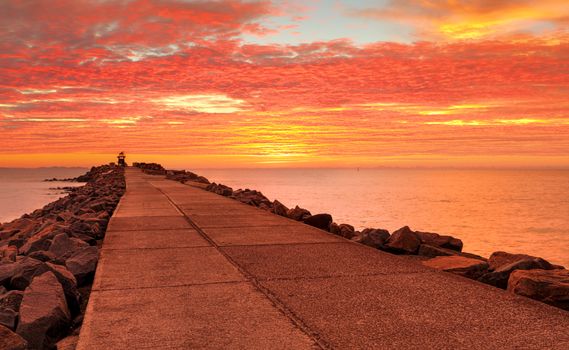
166,170 -> 210,184
151,163 -> 568,312
0,164 -> 125,349
132,162 -> 166,175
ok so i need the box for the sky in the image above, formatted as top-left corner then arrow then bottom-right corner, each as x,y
1,0 -> 568,168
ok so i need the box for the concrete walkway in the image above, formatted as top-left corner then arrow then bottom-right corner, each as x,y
77,168 -> 569,349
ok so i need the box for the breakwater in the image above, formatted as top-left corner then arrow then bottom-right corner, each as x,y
135,162 -> 569,312
0,165 -> 125,349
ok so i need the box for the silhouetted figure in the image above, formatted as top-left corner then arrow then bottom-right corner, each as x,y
117,152 -> 126,167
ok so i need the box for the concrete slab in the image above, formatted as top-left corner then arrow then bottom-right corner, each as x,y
263,273 -> 569,349
93,247 -> 244,290
204,225 -> 343,246
189,213 -> 299,228
113,207 -> 181,217
77,283 -> 317,350
103,229 -> 210,250
117,200 -> 175,209
222,242 -> 431,280
106,216 -> 192,231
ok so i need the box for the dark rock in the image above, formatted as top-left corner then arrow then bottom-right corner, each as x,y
488,251 -> 553,271
28,250 -> 57,262
355,228 -> 390,249
332,224 -> 355,239
415,231 -> 463,252
16,271 -> 71,349
0,324 -> 27,350
508,269 -> 569,311
6,257 -> 45,290
423,256 -> 489,279
20,223 -> 68,255
65,246 -> 98,286
384,226 -> 421,254
478,257 -> 555,289
32,263 -> 80,316
418,244 -> 459,258
0,246 -> 17,263
0,307 -> 17,330
0,290 -> 24,313
303,214 -> 333,231
48,233 -> 89,262
286,206 -> 312,221
205,183 -> 233,196
271,200 -> 289,217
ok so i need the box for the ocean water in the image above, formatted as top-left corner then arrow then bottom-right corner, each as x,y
0,168 -> 87,224
194,168 -> 569,267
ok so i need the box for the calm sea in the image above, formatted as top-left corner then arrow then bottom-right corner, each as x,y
0,168 -> 87,224
194,168 -> 569,267
1,167 -> 567,267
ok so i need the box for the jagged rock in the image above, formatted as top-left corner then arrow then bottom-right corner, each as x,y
478,257 -> 555,289
418,244 -> 459,258
488,251 -> 554,271
65,246 -> 98,286
423,256 -> 489,279
49,233 -> 89,262
4,257 -> 45,290
355,228 -> 390,249
28,250 -> 57,262
231,189 -> 272,208
0,290 -> 24,313
384,226 -> 421,254
35,263 -> 81,316
330,223 -> 355,239
0,246 -> 18,263
0,324 -> 27,350
415,231 -> 463,252
56,334 -> 79,350
0,307 -> 17,330
271,200 -> 289,217
205,183 -> 233,196
303,214 -> 333,231
508,269 -> 569,311
286,206 -> 311,221
16,272 -> 71,349
20,223 -> 68,255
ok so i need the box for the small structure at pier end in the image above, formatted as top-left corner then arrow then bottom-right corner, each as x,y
117,151 -> 126,167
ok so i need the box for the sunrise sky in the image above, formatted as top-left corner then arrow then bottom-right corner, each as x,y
1,0 -> 568,168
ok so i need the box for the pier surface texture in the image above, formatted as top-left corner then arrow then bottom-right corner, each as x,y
77,168 -> 569,349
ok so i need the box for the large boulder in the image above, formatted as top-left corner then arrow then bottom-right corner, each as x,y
56,334 -> 79,350
271,200 -> 289,217
417,244 -> 458,258
16,272 -> 71,349
65,246 -> 98,286
355,228 -> 390,249
415,231 -> 463,252
3,257 -> 45,290
508,269 -> 569,311
329,223 -> 356,239
19,223 -> 67,255
286,206 -> 311,221
0,325 -> 27,350
48,233 -> 89,262
488,251 -> 554,271
37,263 -> 81,315
303,214 -> 333,231
384,226 -> 421,254
479,257 -> 556,289
423,256 -> 489,279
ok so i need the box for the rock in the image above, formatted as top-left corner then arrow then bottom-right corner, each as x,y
271,200 -> 289,217
508,269 -> 569,311
0,324 -> 27,350
423,256 -> 489,279
0,290 -> 24,313
478,257 -> 555,289
303,214 -> 333,231
7,257 -> 45,290
0,307 -> 17,330
331,223 -> 355,239
205,183 -> 233,196
28,250 -> 57,262
384,226 -> 421,254
20,223 -> 68,255
16,271 -> 71,349
0,246 -> 18,263
418,244 -> 459,258
65,246 -> 98,286
355,228 -> 390,249
49,233 -> 89,262
42,263 -> 81,315
286,206 -> 311,221
488,251 -> 554,271
415,231 -> 463,252
56,335 -> 79,350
